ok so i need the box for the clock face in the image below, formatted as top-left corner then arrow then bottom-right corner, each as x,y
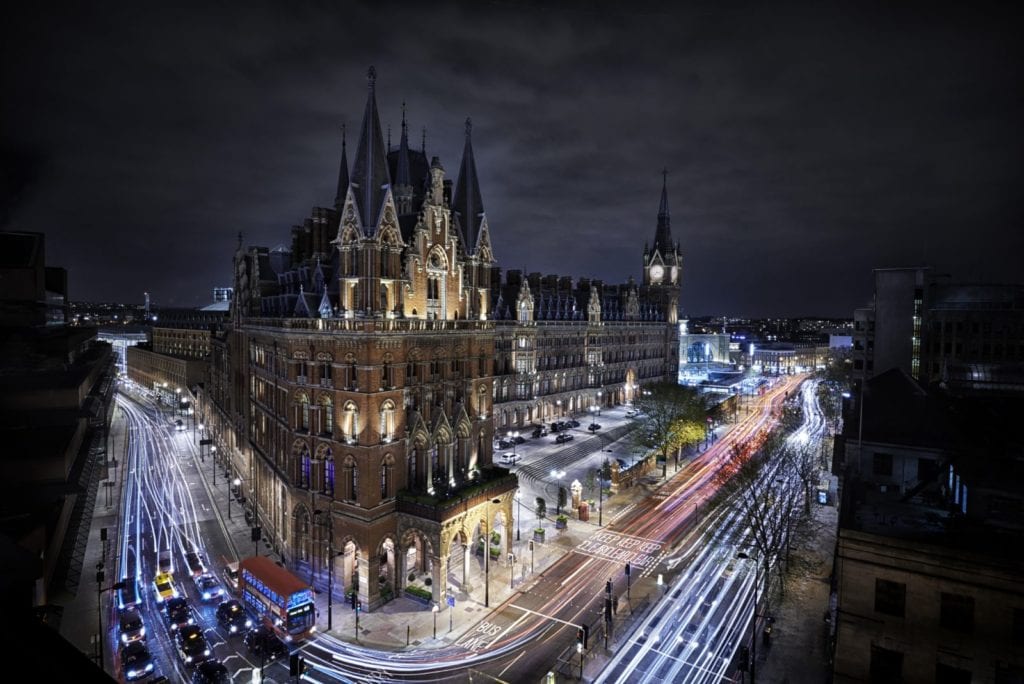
650,264 -> 664,281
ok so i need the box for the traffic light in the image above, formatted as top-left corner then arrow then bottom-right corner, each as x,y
577,624 -> 589,650
289,653 -> 300,676
350,591 -> 357,609
606,579 -> 612,595
625,562 -> 631,578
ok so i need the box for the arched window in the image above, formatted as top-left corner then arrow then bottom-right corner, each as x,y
344,457 -> 358,503
408,450 -> 417,491
342,402 -> 358,443
300,447 -> 311,489
324,452 -> 335,496
380,455 -> 393,500
320,396 -> 333,435
297,394 -> 310,431
380,400 -> 396,442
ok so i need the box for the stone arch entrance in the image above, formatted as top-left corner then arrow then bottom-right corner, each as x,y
446,529 -> 470,597
400,528 -> 434,595
375,536 -> 397,605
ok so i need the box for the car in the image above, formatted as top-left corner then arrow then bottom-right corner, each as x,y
158,549 -> 172,574
195,573 -> 224,602
175,419 -> 185,431
164,596 -> 197,632
497,438 -> 513,449
683,622 -> 700,647
120,641 -> 155,681
177,624 -> 212,666
513,435 -> 526,444
568,419 -> 580,428
555,433 -> 574,444
588,423 -> 601,432
191,660 -> 230,684
216,599 -> 253,635
185,550 -> 206,578
117,576 -> 141,611
153,571 -> 177,604
626,409 -> 637,417
243,625 -> 289,662
119,608 -> 146,644
222,562 -> 240,594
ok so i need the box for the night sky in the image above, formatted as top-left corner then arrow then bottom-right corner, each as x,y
3,2 -> 1022,317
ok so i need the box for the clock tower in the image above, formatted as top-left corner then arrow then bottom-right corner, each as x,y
642,170 -> 681,322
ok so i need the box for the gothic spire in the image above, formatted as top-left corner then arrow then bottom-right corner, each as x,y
396,102 -> 412,187
349,66 -> 392,232
653,168 -> 673,254
333,124 -> 349,210
452,117 -> 486,254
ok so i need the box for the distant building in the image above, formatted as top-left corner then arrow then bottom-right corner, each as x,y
852,267 -> 1024,395
212,286 -> 233,303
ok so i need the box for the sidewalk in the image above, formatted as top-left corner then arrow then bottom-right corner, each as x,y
754,474 -> 838,684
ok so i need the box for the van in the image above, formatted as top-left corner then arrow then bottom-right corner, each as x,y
117,577 -> 141,611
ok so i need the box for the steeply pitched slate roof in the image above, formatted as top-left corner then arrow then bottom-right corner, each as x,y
349,67 -> 391,233
452,118 -> 485,254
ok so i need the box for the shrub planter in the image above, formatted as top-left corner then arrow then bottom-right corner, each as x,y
404,585 -> 434,606
533,528 -> 545,542
555,515 -> 568,530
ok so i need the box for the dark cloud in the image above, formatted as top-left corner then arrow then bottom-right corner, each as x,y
3,1 -> 1021,314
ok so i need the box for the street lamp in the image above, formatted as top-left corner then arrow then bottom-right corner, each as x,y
550,469 -> 565,516
595,467 -> 603,527
482,497 -> 501,608
211,445 -> 217,485
175,387 -> 182,416
597,390 -> 602,416
314,508 -> 338,631
94,562 -> 124,674
229,477 -> 241,519
508,430 -> 519,462
556,399 -> 562,418
432,602 -> 439,639
515,490 -> 522,541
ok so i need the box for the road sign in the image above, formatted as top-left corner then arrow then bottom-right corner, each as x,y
447,596 -> 455,607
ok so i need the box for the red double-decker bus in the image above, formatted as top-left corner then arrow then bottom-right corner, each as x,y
238,556 -> 316,642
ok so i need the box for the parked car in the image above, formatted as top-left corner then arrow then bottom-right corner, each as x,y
216,599 -> 253,635
513,435 -> 526,444
120,641 -> 155,681
243,625 -> 289,662
119,608 -> 146,644
568,419 -> 580,428
588,423 -> 601,432
555,433 -> 574,444
497,438 -> 513,449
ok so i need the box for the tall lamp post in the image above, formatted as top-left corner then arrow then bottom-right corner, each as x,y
508,430 -> 519,462
211,445 -> 217,485
596,390 -> 602,416
229,477 -> 241,519
482,497 -> 501,608
175,387 -> 182,416
314,508 -> 338,631
94,562 -> 124,674
595,466 -> 603,527
515,490 -> 522,541
551,469 -> 565,515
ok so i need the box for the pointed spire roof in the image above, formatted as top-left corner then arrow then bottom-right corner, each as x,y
653,168 -> 673,254
350,66 -> 392,232
333,124 -> 349,210
395,102 -> 412,187
452,117 -> 486,253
